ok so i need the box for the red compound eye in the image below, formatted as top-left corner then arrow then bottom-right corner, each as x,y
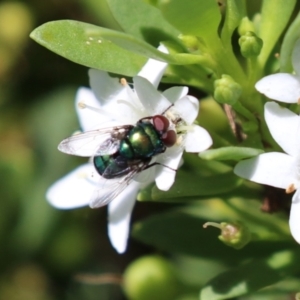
161,130 -> 177,147
153,115 -> 170,133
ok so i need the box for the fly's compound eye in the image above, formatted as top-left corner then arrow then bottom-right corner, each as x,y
153,115 -> 170,133
161,130 -> 177,147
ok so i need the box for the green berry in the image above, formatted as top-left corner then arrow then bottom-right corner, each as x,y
123,255 -> 180,300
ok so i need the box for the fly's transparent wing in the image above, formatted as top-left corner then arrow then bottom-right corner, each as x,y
89,157 -> 151,208
58,126 -> 132,157
89,169 -> 140,208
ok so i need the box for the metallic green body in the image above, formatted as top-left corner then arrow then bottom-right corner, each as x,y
119,122 -> 165,159
94,121 -> 164,179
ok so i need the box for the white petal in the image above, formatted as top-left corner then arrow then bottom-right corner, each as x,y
174,95 -> 199,124
155,147 -> 182,191
184,125 -> 212,152
289,190 -> 300,243
137,45 -> 168,88
89,69 -> 127,105
234,153 -> 296,189
107,181 -> 140,253
134,165 -> 156,184
255,73 -> 300,103
76,88 -> 112,131
133,76 -> 171,115
265,102 -> 300,156
46,164 -> 97,209
89,70 -> 144,124
292,39 -> 300,75
102,99 -> 143,125
163,86 -> 188,103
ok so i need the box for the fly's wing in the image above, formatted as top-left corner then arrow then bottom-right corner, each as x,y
89,169 -> 140,208
58,126 -> 132,157
89,158 -> 151,208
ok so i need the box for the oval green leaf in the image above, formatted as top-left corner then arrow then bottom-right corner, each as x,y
30,20 -> 146,76
221,0 -> 246,43
30,20 -> 211,72
132,209 -> 293,262
159,0 -> 221,41
138,171 -> 242,202
198,147 -> 264,161
258,0 -> 296,68
200,249 -> 300,300
106,0 -> 180,44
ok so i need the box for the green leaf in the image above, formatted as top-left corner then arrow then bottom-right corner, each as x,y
163,64 -> 215,92
258,0 -> 296,68
137,171 -> 242,202
79,0 -> 122,31
30,20 -> 146,76
198,147 -> 264,161
221,0 -> 246,44
31,20 -> 214,72
93,28 -> 214,66
200,249 -> 300,300
158,0 -> 221,41
158,0 -> 246,83
182,197 -> 289,240
132,208 -> 293,262
106,0 -> 180,44
280,11 -> 300,72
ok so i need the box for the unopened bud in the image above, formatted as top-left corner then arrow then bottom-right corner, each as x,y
178,34 -> 201,52
238,17 -> 256,36
203,221 -> 251,249
214,74 -> 242,105
239,31 -> 263,58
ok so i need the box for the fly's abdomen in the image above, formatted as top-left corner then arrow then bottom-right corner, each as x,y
94,155 -> 131,179
119,123 -> 165,159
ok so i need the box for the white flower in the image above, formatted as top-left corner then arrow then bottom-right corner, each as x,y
46,46 -> 212,253
234,102 -> 300,244
255,39 -> 300,103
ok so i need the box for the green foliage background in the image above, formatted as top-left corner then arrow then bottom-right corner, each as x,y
1,0 -> 300,299
0,1 -> 129,299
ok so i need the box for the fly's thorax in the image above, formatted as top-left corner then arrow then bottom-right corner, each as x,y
119,122 -> 165,159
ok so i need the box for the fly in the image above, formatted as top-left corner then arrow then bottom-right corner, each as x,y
58,111 -> 177,208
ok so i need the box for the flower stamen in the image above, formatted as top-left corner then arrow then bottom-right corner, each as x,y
120,78 -> 127,86
176,124 -> 194,133
117,99 -> 145,117
176,135 -> 184,146
78,101 -> 103,114
286,183 -> 296,194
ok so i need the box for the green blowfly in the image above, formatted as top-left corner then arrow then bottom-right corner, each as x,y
58,110 -> 178,207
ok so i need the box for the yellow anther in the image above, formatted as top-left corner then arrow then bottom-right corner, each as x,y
78,102 -> 86,109
286,183 -> 296,194
120,78 -> 127,86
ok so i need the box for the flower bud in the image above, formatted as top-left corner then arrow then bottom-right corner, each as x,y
203,221 -> 251,249
238,17 -> 256,36
178,34 -> 201,52
123,255 -> 180,300
239,31 -> 263,58
214,74 -> 242,105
